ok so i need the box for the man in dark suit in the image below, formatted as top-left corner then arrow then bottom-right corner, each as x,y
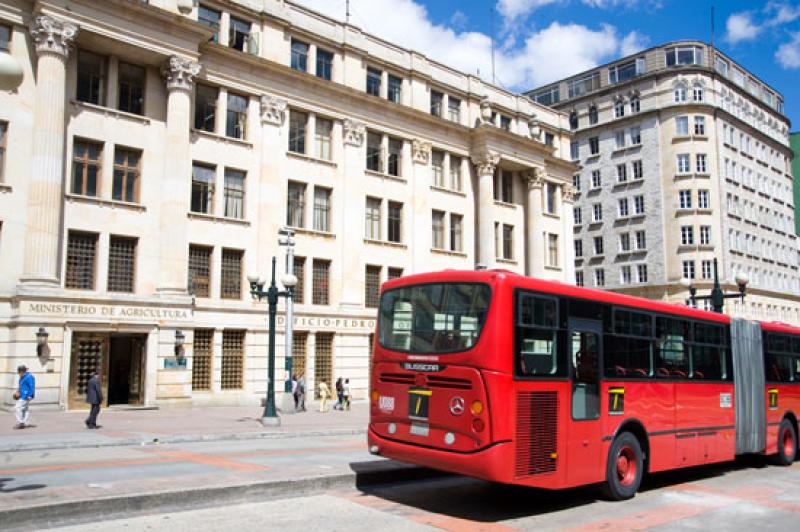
85,371 -> 103,429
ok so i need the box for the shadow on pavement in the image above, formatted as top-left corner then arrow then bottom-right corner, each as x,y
0,477 -> 47,493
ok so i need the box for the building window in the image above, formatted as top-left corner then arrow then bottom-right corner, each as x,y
614,100 -> 625,118
221,248 -> 243,299
547,233 -> 559,267
366,67 -> 382,96
0,121 -> 6,182
592,203 -> 603,222
620,265 -> 632,285
595,268 -> 605,287
287,181 -> 306,228
450,214 -> 463,252
634,195 -> 645,214
635,230 -> 646,250
365,197 -> 381,240
221,330 -> 244,390
0,24 -> 10,51
112,147 -> 141,203
616,164 -> 627,183
387,74 -> 402,103
677,153 -> 690,173
570,141 -> 580,161
620,232 -> 631,252
290,39 -> 309,72
636,264 -> 648,283
118,63 -> 145,115
567,72 -> 600,98
365,265 -> 381,308
693,85 -> 704,102
575,271 -> 585,287
312,259 -> 330,305
696,153 -> 707,173
387,138 -> 402,177
630,126 -> 641,145
615,130 -> 626,149
569,111 -> 578,130
388,201 -> 402,243
573,174 -> 581,191
388,267 -> 403,280
71,140 -> 102,197
106,235 -> 136,293
449,156 -> 462,191
448,97 -> 461,122
228,16 -> 250,52
681,225 -> 694,245
314,333 -> 334,398
574,239 -> 583,258
288,110 -> 307,154
497,170 -> 513,202
432,210 -> 445,249
546,182 -> 558,214
589,136 -> 599,155
679,189 -> 692,209
694,116 -> 706,135
593,236 -> 604,255
77,50 -> 106,105
591,170 -> 601,189
682,260 -> 696,279
431,150 -> 444,187
314,117 -> 332,160
226,92 -> 247,139
192,329 -> 213,391
574,207 -> 582,225
675,116 -> 689,136
618,198 -> 629,217
500,115 -> 512,131
316,49 -> 333,80
609,58 -> 645,84
698,189 -> 709,209
188,245 -> 211,297
502,224 -> 514,260
630,96 -> 640,113
674,84 -> 687,103
430,90 -> 443,117
666,46 -> 703,66
701,260 -> 713,279
700,225 -> 711,245
194,84 -> 217,132
366,132 -> 381,172
632,160 -> 643,180
191,163 -> 215,214
313,187 -> 331,232
224,168 -> 245,219
198,5 -> 221,42
65,231 -> 98,290
588,105 -> 598,124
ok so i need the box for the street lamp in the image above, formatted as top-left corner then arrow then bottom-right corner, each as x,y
680,258 -> 749,313
278,228 -> 297,414
248,257 -> 293,426
0,50 -> 24,91
35,327 -> 49,358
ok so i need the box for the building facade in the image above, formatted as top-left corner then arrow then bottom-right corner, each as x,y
0,0 -> 575,409
793,132 -> 799,235
528,41 -> 800,323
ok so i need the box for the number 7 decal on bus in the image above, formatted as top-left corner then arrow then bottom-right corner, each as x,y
769,388 -> 779,410
609,387 -> 624,415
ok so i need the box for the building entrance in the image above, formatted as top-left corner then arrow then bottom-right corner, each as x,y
68,333 -> 145,409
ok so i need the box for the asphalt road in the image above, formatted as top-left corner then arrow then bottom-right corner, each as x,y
47,455 -> 800,531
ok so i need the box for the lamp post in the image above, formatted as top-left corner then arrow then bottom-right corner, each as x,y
680,258 -> 749,313
0,50 -> 24,91
278,228 -> 297,414
248,257 -> 296,426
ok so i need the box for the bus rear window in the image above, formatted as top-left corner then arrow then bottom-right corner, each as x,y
379,283 -> 491,354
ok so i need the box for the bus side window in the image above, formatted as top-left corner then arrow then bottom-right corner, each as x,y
517,293 -> 563,377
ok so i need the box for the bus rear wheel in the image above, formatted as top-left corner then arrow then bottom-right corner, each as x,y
771,419 -> 797,466
602,432 -> 643,501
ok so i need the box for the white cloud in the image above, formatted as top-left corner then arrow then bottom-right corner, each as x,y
497,0 -> 563,20
726,12 -> 761,44
620,30 -> 649,56
294,0 -> 647,91
776,32 -> 800,68
766,2 -> 800,25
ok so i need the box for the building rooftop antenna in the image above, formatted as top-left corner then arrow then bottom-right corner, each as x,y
490,6 -> 496,84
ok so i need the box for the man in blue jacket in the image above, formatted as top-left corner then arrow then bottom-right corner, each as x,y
14,365 -> 35,429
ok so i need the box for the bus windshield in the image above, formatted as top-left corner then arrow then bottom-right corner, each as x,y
379,283 -> 491,354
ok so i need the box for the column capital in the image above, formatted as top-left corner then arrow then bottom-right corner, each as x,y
562,184 -> 578,203
471,150 -> 499,176
411,139 -> 431,164
522,167 -> 545,189
29,15 -> 79,58
343,119 -> 366,147
260,93 -> 287,126
162,56 -> 201,92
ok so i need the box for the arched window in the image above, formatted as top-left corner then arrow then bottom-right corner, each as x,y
588,105 -> 598,125
629,95 -> 640,113
614,99 -> 625,118
569,110 -> 579,129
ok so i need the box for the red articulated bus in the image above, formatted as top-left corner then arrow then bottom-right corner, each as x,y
367,269 -> 800,500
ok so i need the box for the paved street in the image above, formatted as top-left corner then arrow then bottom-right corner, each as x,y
45,457 -> 800,531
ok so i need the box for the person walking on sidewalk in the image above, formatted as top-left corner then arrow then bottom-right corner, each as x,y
13,365 -> 35,429
343,378 -> 351,411
334,377 -> 344,410
318,379 -> 332,412
85,371 -> 103,429
291,374 -> 299,410
296,373 -> 306,412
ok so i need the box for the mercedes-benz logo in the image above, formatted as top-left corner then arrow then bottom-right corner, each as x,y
449,396 -> 465,416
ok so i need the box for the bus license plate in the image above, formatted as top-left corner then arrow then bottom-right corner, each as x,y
410,422 -> 429,437
408,388 -> 431,420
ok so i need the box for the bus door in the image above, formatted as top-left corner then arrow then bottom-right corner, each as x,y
567,318 -> 604,486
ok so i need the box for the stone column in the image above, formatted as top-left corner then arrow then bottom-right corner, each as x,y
471,150 -> 499,268
157,56 -> 201,296
561,184 -> 577,283
256,93 -> 287,274
411,139 -> 431,273
21,15 -> 78,286
339,119 -> 366,309
524,169 -> 545,277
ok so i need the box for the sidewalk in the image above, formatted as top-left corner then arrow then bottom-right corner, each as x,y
0,401 -> 369,452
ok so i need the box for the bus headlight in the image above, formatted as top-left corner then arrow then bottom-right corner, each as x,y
470,400 -> 484,415
388,422 -> 397,434
444,432 -> 455,445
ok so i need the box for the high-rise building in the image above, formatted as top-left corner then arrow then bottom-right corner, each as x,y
792,132 -> 800,235
527,41 -> 799,322
0,0 -> 574,408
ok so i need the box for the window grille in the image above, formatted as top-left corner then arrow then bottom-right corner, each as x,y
314,332 -> 334,398
112,147 -> 141,202
292,331 -> 308,378
66,232 -> 97,289
192,329 -> 213,391
71,140 -> 102,197
293,257 -> 305,304
107,236 -> 136,292
365,265 -> 381,308
312,259 -> 330,305
221,248 -> 243,299
221,330 -> 244,389
188,245 -> 211,297
387,267 -> 403,280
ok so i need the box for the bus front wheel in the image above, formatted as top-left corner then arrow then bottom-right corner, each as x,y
602,432 -> 643,501
771,419 -> 797,466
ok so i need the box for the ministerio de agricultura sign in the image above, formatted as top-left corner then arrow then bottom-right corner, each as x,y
23,301 -> 192,322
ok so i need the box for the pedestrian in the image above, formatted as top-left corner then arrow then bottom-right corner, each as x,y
291,374 -> 299,410
334,377 -> 344,410
13,365 -> 35,429
85,371 -> 103,429
297,373 -> 306,412
343,378 -> 351,411
318,379 -> 331,412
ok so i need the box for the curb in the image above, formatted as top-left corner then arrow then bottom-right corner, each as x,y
0,462 -> 447,531
0,427 -> 368,453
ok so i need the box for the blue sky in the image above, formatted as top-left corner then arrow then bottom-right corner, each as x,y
296,0 -> 800,129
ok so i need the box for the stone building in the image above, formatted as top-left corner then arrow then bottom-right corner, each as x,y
0,0 -> 575,409
528,41 -> 800,322
792,132 -> 799,235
